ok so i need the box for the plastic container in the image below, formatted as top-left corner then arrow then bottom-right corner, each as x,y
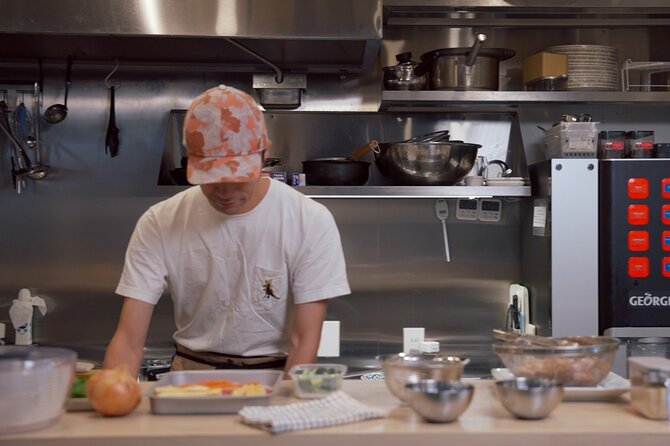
628,337 -> 670,358
655,143 -> 670,158
598,130 -> 626,159
626,130 -> 655,158
493,336 -> 620,386
289,363 -> 347,398
0,346 -> 76,434
628,357 -> 670,420
544,122 -> 599,158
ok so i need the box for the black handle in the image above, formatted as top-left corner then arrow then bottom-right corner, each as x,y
413,54 -> 438,77
465,34 -> 487,67
105,87 -> 119,157
64,55 -> 73,109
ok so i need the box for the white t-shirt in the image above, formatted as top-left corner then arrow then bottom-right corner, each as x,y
116,179 -> 350,356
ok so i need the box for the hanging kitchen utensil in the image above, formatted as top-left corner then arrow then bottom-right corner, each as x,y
44,55 -> 72,124
0,101 -> 31,192
104,61 -> 120,157
435,199 -> 451,262
0,101 -> 31,172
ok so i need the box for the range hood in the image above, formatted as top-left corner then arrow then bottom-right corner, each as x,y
0,0 -> 382,73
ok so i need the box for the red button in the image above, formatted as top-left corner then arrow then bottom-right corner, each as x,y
627,178 -> 649,199
662,179 -> 670,199
628,204 -> 649,225
628,257 -> 650,278
663,205 -> 670,225
663,231 -> 670,251
628,231 -> 649,251
663,257 -> 670,278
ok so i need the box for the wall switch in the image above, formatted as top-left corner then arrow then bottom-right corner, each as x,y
403,327 -> 425,354
317,321 -> 340,357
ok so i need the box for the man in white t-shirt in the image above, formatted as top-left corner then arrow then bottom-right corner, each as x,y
102,85 -> 351,376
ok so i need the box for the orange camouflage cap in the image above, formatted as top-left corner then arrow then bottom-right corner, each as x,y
183,85 -> 271,184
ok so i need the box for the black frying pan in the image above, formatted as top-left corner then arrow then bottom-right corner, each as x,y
302,141 -> 378,186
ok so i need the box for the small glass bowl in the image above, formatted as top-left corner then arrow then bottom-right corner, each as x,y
289,363 -> 347,399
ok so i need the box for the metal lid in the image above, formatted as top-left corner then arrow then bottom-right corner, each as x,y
0,346 -> 77,371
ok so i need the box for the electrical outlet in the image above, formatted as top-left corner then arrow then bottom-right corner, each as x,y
317,321 -> 340,357
403,327 -> 425,354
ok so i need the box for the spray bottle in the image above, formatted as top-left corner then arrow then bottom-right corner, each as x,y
8,288 -> 47,345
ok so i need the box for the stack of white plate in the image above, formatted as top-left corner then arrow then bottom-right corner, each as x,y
547,45 -> 618,91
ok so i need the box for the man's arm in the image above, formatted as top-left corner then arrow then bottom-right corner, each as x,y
283,299 -> 328,377
103,297 -> 155,376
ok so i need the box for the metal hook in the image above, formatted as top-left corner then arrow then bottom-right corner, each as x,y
104,60 -> 120,89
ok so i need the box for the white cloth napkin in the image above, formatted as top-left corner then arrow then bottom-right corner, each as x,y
239,391 -> 389,434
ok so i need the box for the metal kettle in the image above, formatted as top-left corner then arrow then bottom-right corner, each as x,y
382,52 -> 427,91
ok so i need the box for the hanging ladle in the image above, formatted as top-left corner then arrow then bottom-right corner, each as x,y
104,60 -> 120,157
44,55 -> 72,124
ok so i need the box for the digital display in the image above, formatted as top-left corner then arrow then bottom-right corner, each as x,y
459,200 -> 477,210
481,200 -> 500,211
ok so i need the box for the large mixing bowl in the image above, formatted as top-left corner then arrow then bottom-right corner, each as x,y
493,336 -> 620,386
382,353 -> 470,402
0,346 -> 76,433
374,141 -> 481,185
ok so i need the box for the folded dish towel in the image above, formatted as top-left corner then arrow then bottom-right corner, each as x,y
239,391 -> 389,434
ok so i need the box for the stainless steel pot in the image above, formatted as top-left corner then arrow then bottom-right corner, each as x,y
415,34 -> 515,91
374,140 -> 481,186
383,52 -> 427,91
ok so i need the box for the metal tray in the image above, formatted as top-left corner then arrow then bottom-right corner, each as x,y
148,369 -> 283,415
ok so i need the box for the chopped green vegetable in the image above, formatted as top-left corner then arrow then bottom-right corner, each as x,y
70,374 -> 91,398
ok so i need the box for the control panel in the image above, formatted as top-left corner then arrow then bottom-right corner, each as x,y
599,160 -> 670,331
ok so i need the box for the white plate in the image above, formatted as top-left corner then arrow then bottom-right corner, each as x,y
76,361 -> 95,373
491,368 -> 630,401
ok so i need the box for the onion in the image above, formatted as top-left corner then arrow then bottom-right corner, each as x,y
86,365 -> 142,417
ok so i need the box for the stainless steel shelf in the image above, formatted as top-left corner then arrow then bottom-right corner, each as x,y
295,185 -> 531,198
379,90 -> 670,111
383,1 -> 670,28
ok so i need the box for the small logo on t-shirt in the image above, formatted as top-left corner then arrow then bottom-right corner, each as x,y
262,279 -> 280,300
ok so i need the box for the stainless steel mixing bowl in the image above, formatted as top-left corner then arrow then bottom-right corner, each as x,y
374,141 -> 481,186
405,379 -> 474,422
382,353 -> 469,402
495,377 -> 564,419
